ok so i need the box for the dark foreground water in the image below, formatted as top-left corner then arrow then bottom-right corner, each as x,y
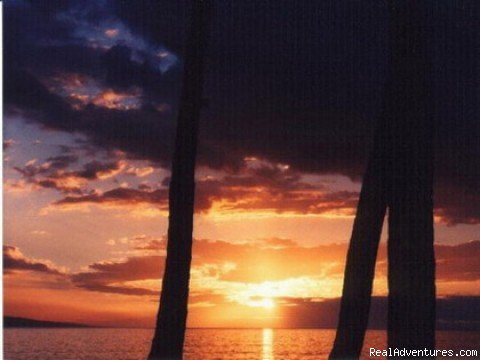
4,329 -> 479,359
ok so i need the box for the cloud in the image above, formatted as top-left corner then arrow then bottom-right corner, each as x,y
71,256 -> 163,296
73,237 -> 480,294
435,241 -> 480,281
193,166 -> 358,216
126,166 -> 155,177
17,151 -> 476,226
3,245 -> 64,276
4,1 -> 478,225
5,68 -> 176,169
4,239 -> 480,304
73,161 -> 126,180
192,239 -> 347,283
50,162 -> 358,217
43,72 -> 144,111
434,181 -> 480,226
54,187 -> 169,210
5,240 -> 480,328
114,1 -> 187,54
133,239 -> 165,251
13,158 -> 127,194
45,155 -> 79,170
261,237 -> 298,249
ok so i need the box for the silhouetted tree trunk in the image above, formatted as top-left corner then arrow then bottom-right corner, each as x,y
329,113 -> 388,359
386,1 -> 435,354
330,1 -> 435,358
148,1 -> 211,359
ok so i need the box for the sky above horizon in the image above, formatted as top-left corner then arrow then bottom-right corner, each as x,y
3,0 -> 479,328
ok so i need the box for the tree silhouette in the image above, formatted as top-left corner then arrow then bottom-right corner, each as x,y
330,1 -> 435,358
148,1 -> 211,359
329,108 -> 389,358
386,1 -> 435,352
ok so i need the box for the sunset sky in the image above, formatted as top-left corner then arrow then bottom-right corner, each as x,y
4,1 -> 479,329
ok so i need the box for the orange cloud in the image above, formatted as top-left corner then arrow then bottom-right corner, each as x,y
126,166 -> 155,177
50,163 -> 359,218
4,240 -> 480,328
42,72 -> 143,111
104,28 -> 119,38
76,238 -> 480,300
91,89 -> 142,110
5,238 -> 480,308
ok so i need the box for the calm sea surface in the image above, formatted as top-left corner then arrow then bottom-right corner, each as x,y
4,329 -> 479,360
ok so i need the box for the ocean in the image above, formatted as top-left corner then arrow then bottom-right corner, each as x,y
4,328 -> 479,359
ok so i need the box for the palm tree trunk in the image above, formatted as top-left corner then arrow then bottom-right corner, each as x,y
330,1 -> 435,358
148,1 -> 211,359
386,1 -> 435,354
329,115 -> 388,359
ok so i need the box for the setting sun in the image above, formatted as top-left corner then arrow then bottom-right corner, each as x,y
244,297 -> 276,309
260,298 -> 276,309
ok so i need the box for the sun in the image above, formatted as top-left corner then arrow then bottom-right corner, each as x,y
260,297 -> 275,309
246,297 -> 276,309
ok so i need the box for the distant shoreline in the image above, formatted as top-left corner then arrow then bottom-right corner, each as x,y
4,316 -> 95,329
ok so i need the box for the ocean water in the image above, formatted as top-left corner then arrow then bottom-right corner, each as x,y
4,328 -> 479,360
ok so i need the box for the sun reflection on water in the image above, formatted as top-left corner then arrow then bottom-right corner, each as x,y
262,328 -> 274,360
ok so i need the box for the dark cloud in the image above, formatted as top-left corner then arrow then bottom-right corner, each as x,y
3,245 -> 63,276
73,161 -> 123,180
46,154 -> 79,170
114,0 -> 187,54
3,243 -> 160,296
71,255 -> 164,296
14,156 -> 77,178
5,69 -> 176,167
4,1 -> 478,225
435,241 -> 480,281
13,158 -> 126,194
54,187 -> 169,209
101,44 -> 182,101
434,181 -> 480,226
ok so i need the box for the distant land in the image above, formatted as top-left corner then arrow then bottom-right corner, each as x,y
4,316 -> 93,328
